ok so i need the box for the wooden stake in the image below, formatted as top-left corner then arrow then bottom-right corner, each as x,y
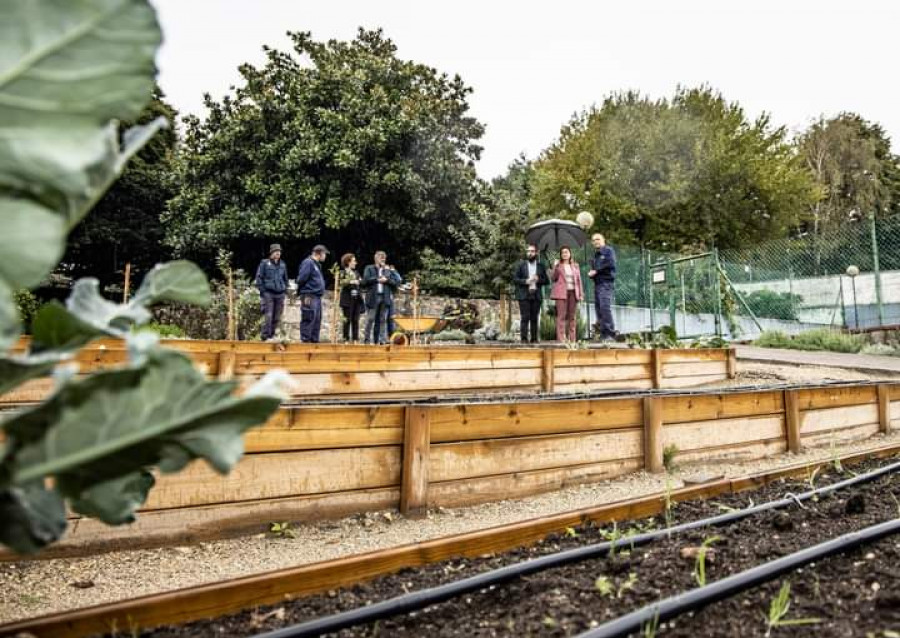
784,389 -> 802,454
122,262 -> 131,304
541,348 -> 555,393
878,384 -> 892,435
226,268 -> 235,341
643,396 -> 663,473
217,351 -> 236,380
332,269 -> 341,344
400,405 -> 431,516
726,347 -> 737,379
412,276 -> 420,345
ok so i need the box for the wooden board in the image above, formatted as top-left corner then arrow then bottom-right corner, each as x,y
674,438 -> 787,465
554,379 -> 655,393
662,391 -> 784,423
661,360 -> 728,379
429,458 -> 642,507
803,423 -> 881,448
429,429 -> 643,482
553,364 -> 650,384
244,427 -> 403,452
240,367 -> 544,396
800,404 -> 879,435
658,373 -> 729,389
232,349 -> 542,374
662,415 -> 785,452
659,349 -> 728,363
143,448 -> 401,510
795,385 -> 878,410
278,405 -> 405,430
429,398 -> 643,442
553,349 -> 651,367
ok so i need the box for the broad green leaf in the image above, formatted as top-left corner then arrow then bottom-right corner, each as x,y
5,348 -> 280,486
68,470 -> 154,525
0,279 -> 19,352
30,300 -> 105,352
0,198 -> 66,288
0,353 -> 66,397
66,278 -> 151,332
0,0 -> 161,218
132,260 -> 211,307
0,482 -> 67,554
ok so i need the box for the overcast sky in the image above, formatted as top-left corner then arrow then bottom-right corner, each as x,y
151,0 -> 899,179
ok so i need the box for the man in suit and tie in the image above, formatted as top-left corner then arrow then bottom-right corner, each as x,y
513,243 -> 549,343
362,250 -> 402,344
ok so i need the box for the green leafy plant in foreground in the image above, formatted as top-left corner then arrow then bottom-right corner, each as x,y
0,0 -> 283,554
764,581 -> 821,637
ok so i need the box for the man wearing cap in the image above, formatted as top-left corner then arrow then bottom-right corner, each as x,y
296,244 -> 329,343
255,244 -> 288,341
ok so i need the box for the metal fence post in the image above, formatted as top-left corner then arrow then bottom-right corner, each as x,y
871,212 -> 885,327
712,248 -> 723,338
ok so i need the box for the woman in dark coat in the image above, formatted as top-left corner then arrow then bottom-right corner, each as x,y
339,253 -> 365,342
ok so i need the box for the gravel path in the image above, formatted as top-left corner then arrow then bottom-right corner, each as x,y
1,360 -> 897,625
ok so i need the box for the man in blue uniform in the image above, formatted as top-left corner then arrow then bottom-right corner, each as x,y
587,233 -> 617,340
296,244 -> 329,343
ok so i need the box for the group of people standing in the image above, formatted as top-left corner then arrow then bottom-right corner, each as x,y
513,233 -> 617,343
255,244 -> 403,344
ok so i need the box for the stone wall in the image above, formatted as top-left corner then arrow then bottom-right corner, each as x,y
281,290 -> 520,341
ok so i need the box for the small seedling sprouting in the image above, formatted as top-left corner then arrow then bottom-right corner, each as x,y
764,581 -> 821,636
712,502 -> 738,514
565,526 -> 580,538
664,476 -> 676,529
618,572 -> 638,598
599,522 -> 622,557
829,434 -> 844,474
693,535 -> 721,586
595,575 -> 614,597
269,521 -> 296,538
807,466 -> 821,491
663,444 -> 679,473
642,611 -> 660,638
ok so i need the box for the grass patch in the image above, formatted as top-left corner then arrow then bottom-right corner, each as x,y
754,329 -> 864,354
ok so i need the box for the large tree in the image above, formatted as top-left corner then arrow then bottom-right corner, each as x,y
415,157 -> 536,298
531,88 -> 819,252
164,29 -> 484,273
61,86 -> 177,290
797,112 -> 900,236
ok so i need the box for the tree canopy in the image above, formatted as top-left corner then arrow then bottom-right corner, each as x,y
164,28 -> 484,272
531,87 -> 820,252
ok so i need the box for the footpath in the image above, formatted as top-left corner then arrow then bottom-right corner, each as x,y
736,345 -> 900,376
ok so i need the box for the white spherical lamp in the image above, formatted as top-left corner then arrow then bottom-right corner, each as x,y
576,211 -> 594,229
846,265 -> 860,277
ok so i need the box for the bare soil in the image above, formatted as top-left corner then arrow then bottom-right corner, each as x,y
135,456 -> 900,637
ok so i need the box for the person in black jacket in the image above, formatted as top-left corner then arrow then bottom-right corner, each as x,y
587,233 -> 617,340
255,244 -> 288,341
512,244 -> 549,343
338,253 -> 365,343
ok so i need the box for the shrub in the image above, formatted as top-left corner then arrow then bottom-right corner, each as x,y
754,329 -> 864,353
744,290 -> 802,321
432,328 -> 469,342
154,271 -> 263,340
860,343 -> 899,356
14,290 -> 40,334
140,322 -> 187,339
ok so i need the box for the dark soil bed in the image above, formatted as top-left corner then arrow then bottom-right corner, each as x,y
134,456 -> 900,638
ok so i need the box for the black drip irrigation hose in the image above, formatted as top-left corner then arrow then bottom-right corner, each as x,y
577,517 -> 900,638
250,459 -> 900,638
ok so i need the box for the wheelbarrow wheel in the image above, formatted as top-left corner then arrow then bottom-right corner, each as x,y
390,331 -> 409,346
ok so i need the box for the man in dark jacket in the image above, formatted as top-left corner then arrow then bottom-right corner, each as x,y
255,244 -> 288,341
587,233 -> 617,340
362,250 -> 402,344
296,244 -> 329,343
513,244 -> 549,343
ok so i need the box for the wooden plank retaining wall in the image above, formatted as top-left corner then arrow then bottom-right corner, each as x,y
33,380 -> 898,556
2,339 -> 734,403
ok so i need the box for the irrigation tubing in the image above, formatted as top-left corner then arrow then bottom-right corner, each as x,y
577,517 -> 900,638
251,458 -> 900,638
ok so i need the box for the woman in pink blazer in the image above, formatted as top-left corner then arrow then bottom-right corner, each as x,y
550,245 -> 584,342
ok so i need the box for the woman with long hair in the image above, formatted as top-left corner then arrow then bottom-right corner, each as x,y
339,253 -> 364,342
550,245 -> 584,342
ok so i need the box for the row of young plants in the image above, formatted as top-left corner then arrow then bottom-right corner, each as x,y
134,448 -> 898,638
